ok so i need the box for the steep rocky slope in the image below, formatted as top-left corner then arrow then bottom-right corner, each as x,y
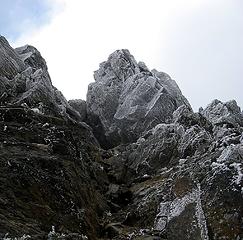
0,36 -> 242,240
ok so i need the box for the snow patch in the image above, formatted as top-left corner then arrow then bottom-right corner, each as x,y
211,162 -> 229,172
31,108 -> 42,114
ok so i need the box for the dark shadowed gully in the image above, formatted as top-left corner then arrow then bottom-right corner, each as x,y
0,36 -> 242,239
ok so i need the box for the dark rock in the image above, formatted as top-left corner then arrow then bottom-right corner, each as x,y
104,223 -> 123,238
0,106 -> 108,239
0,36 -> 243,240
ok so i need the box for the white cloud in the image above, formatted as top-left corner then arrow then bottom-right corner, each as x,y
12,0 -> 243,110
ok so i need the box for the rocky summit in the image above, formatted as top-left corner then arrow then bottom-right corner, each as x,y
0,36 -> 242,240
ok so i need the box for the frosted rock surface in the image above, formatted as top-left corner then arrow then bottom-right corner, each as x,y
87,49 -> 191,147
0,36 -> 26,79
68,99 -> 87,121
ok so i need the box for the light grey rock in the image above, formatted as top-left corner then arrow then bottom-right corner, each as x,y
128,123 -> 184,176
202,99 -> 243,127
0,36 -> 26,79
0,37 -> 84,123
87,49 -> 191,148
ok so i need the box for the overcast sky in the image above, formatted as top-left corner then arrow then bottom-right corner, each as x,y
1,0 -> 242,110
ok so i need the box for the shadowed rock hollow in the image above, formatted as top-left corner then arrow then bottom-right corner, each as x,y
0,36 -> 243,240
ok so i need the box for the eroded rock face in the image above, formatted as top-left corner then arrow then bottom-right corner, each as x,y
0,38 -> 85,123
86,49 -> 191,148
68,99 -> 87,121
0,106 -> 109,239
0,36 -> 243,240
201,99 -> 243,128
102,100 -> 243,240
0,37 -> 108,239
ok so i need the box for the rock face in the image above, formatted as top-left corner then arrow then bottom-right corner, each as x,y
0,106 -> 108,239
86,49 -> 191,148
68,99 -> 87,122
0,37 -> 84,122
0,37 -> 243,240
0,37 -> 107,239
201,99 -> 243,128
0,36 -> 26,79
102,104 -> 243,239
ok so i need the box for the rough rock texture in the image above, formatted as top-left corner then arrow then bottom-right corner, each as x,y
0,37 -> 243,240
0,106 -> 108,239
0,37 -> 84,122
101,103 -> 243,240
86,49 -> 191,148
0,36 -> 26,79
68,99 -> 87,122
201,99 -> 243,128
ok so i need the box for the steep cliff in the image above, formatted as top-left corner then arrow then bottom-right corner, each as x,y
0,36 -> 242,240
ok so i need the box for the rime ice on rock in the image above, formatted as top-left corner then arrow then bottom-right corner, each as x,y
154,185 -> 209,240
86,49 -> 191,148
0,37 -> 85,123
0,35 -> 243,240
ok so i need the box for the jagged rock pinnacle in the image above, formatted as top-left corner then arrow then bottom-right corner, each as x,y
86,49 -> 191,148
0,37 -> 242,240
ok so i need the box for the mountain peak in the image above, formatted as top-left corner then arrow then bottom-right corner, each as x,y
0,36 -> 242,240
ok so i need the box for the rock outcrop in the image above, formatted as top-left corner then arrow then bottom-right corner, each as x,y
68,99 -> 87,122
0,36 -> 84,122
0,36 -> 26,79
102,102 -> 243,239
86,49 -> 191,148
0,106 -> 107,239
0,37 -> 242,240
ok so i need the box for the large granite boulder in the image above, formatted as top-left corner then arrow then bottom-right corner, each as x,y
86,49 -> 191,148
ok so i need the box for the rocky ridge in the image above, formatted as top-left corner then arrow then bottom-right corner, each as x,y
86,49 -> 191,149
0,36 -> 242,240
